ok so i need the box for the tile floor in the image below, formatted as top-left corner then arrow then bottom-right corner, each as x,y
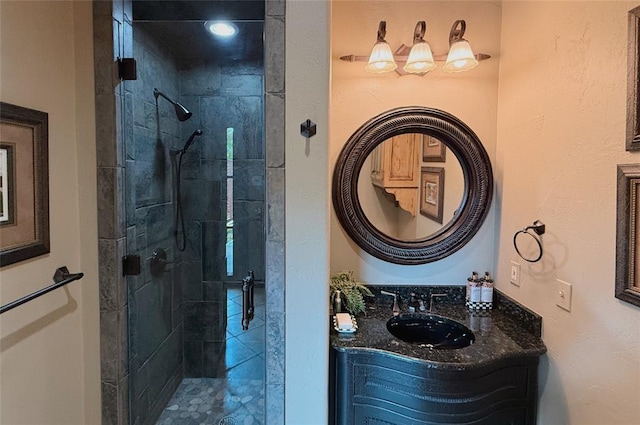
156,286 -> 265,425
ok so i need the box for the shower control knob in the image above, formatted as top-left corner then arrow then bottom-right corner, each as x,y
300,119 -> 317,138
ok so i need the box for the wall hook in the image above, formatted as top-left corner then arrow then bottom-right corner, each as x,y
300,119 -> 317,138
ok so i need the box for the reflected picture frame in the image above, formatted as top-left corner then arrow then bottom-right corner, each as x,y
626,6 -> 640,151
0,102 -> 49,267
422,135 -> 446,162
616,164 -> 640,307
420,167 -> 444,224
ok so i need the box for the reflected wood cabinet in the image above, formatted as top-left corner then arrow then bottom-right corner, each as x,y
370,133 -> 421,216
330,348 -> 540,425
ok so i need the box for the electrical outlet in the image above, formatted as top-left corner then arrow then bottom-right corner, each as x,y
510,261 -> 521,286
556,279 -> 572,311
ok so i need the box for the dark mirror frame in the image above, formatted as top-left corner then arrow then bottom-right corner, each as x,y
332,106 -> 493,265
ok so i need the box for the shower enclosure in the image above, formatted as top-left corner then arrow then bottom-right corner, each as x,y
93,0 -> 270,423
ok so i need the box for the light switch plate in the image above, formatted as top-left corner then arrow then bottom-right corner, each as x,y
556,279 -> 572,311
510,261 -> 521,286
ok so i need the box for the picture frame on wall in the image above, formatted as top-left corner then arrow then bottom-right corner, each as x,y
420,166 -> 445,224
626,6 -> 640,151
422,135 -> 446,162
615,164 -> 640,307
0,102 -> 49,267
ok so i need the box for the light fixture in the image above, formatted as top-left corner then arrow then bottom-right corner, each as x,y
442,20 -> 479,73
364,21 -> 398,74
403,21 -> 436,74
204,21 -> 238,37
340,19 -> 490,76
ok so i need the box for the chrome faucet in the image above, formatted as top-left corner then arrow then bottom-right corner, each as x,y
429,293 -> 447,313
380,290 -> 400,316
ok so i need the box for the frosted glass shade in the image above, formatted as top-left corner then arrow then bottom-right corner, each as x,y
365,42 -> 397,73
442,40 -> 479,73
403,41 -> 436,74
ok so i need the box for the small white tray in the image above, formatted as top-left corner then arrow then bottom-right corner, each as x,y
333,314 -> 358,334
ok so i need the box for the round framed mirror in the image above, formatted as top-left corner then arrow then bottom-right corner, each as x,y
332,106 -> 493,265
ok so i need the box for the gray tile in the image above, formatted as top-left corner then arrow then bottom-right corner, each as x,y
265,312 -> 284,385
97,167 -> 117,239
145,203 -> 173,246
118,306 -> 129,379
265,16 -> 285,94
232,220 -> 265,281
234,201 -> 264,222
116,237 -> 127,310
266,383 -> 285,425
266,240 -> 284,314
220,74 -> 263,97
234,160 -> 265,201
130,355 -> 149,402
179,59 -> 222,96
95,94 -> 117,167
184,301 -> 226,342
131,277 -> 173,362
118,374 -> 129,425
125,160 -> 136,226
265,93 -> 285,168
101,381 -> 118,425
184,341 -> 203,377
99,238 -> 117,311
179,261 -> 203,301
148,327 -> 183,402
100,310 -> 119,384
202,221 -> 227,281
200,159 -> 226,182
182,180 -> 222,221
266,0 -> 285,17
203,281 -> 225,302
266,167 -> 284,242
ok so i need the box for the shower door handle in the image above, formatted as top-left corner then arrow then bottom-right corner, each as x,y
241,270 -> 255,330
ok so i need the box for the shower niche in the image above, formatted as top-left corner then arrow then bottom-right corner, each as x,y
122,2 -> 266,424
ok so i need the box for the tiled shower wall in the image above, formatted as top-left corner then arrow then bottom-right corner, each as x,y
94,0 -> 286,424
126,25 -> 184,425
177,57 -> 265,377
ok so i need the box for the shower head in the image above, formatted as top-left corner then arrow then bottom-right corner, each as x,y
153,88 -> 192,121
182,129 -> 203,153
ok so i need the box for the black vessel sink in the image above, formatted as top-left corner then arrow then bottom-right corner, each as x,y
386,314 -> 475,349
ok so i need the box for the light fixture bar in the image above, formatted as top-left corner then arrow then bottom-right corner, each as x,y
340,45 -> 490,75
340,19 -> 490,76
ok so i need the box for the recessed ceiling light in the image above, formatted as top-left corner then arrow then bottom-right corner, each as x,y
204,21 -> 238,37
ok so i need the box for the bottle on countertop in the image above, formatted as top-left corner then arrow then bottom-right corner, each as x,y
466,271 -> 478,301
333,289 -> 342,314
470,272 -> 482,303
408,293 -> 419,313
481,272 -> 494,303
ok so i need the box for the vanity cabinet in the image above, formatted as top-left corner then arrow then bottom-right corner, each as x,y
370,133 -> 421,216
330,348 -> 540,425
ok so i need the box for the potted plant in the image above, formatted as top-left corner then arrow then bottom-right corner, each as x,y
329,271 -> 373,316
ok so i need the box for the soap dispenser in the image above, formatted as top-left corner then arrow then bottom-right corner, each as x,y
333,289 -> 343,314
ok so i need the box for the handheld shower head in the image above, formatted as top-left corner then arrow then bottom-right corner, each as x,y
153,88 -> 193,121
182,129 -> 203,153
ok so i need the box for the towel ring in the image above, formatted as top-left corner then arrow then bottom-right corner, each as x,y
513,220 -> 545,263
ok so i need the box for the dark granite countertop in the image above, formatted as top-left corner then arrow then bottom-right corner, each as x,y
330,286 -> 547,371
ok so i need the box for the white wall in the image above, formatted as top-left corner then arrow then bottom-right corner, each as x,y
285,0 -> 331,423
330,1 -> 501,284
0,1 -> 100,424
496,2 -> 640,424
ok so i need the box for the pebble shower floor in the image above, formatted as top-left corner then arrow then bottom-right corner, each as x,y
155,377 -> 264,425
156,287 -> 265,425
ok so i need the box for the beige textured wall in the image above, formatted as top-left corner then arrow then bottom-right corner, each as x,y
285,0 -> 331,422
496,2 -> 640,423
330,1 -> 501,284
0,1 -> 100,424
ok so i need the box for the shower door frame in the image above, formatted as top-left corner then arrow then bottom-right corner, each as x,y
92,0 -> 286,423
